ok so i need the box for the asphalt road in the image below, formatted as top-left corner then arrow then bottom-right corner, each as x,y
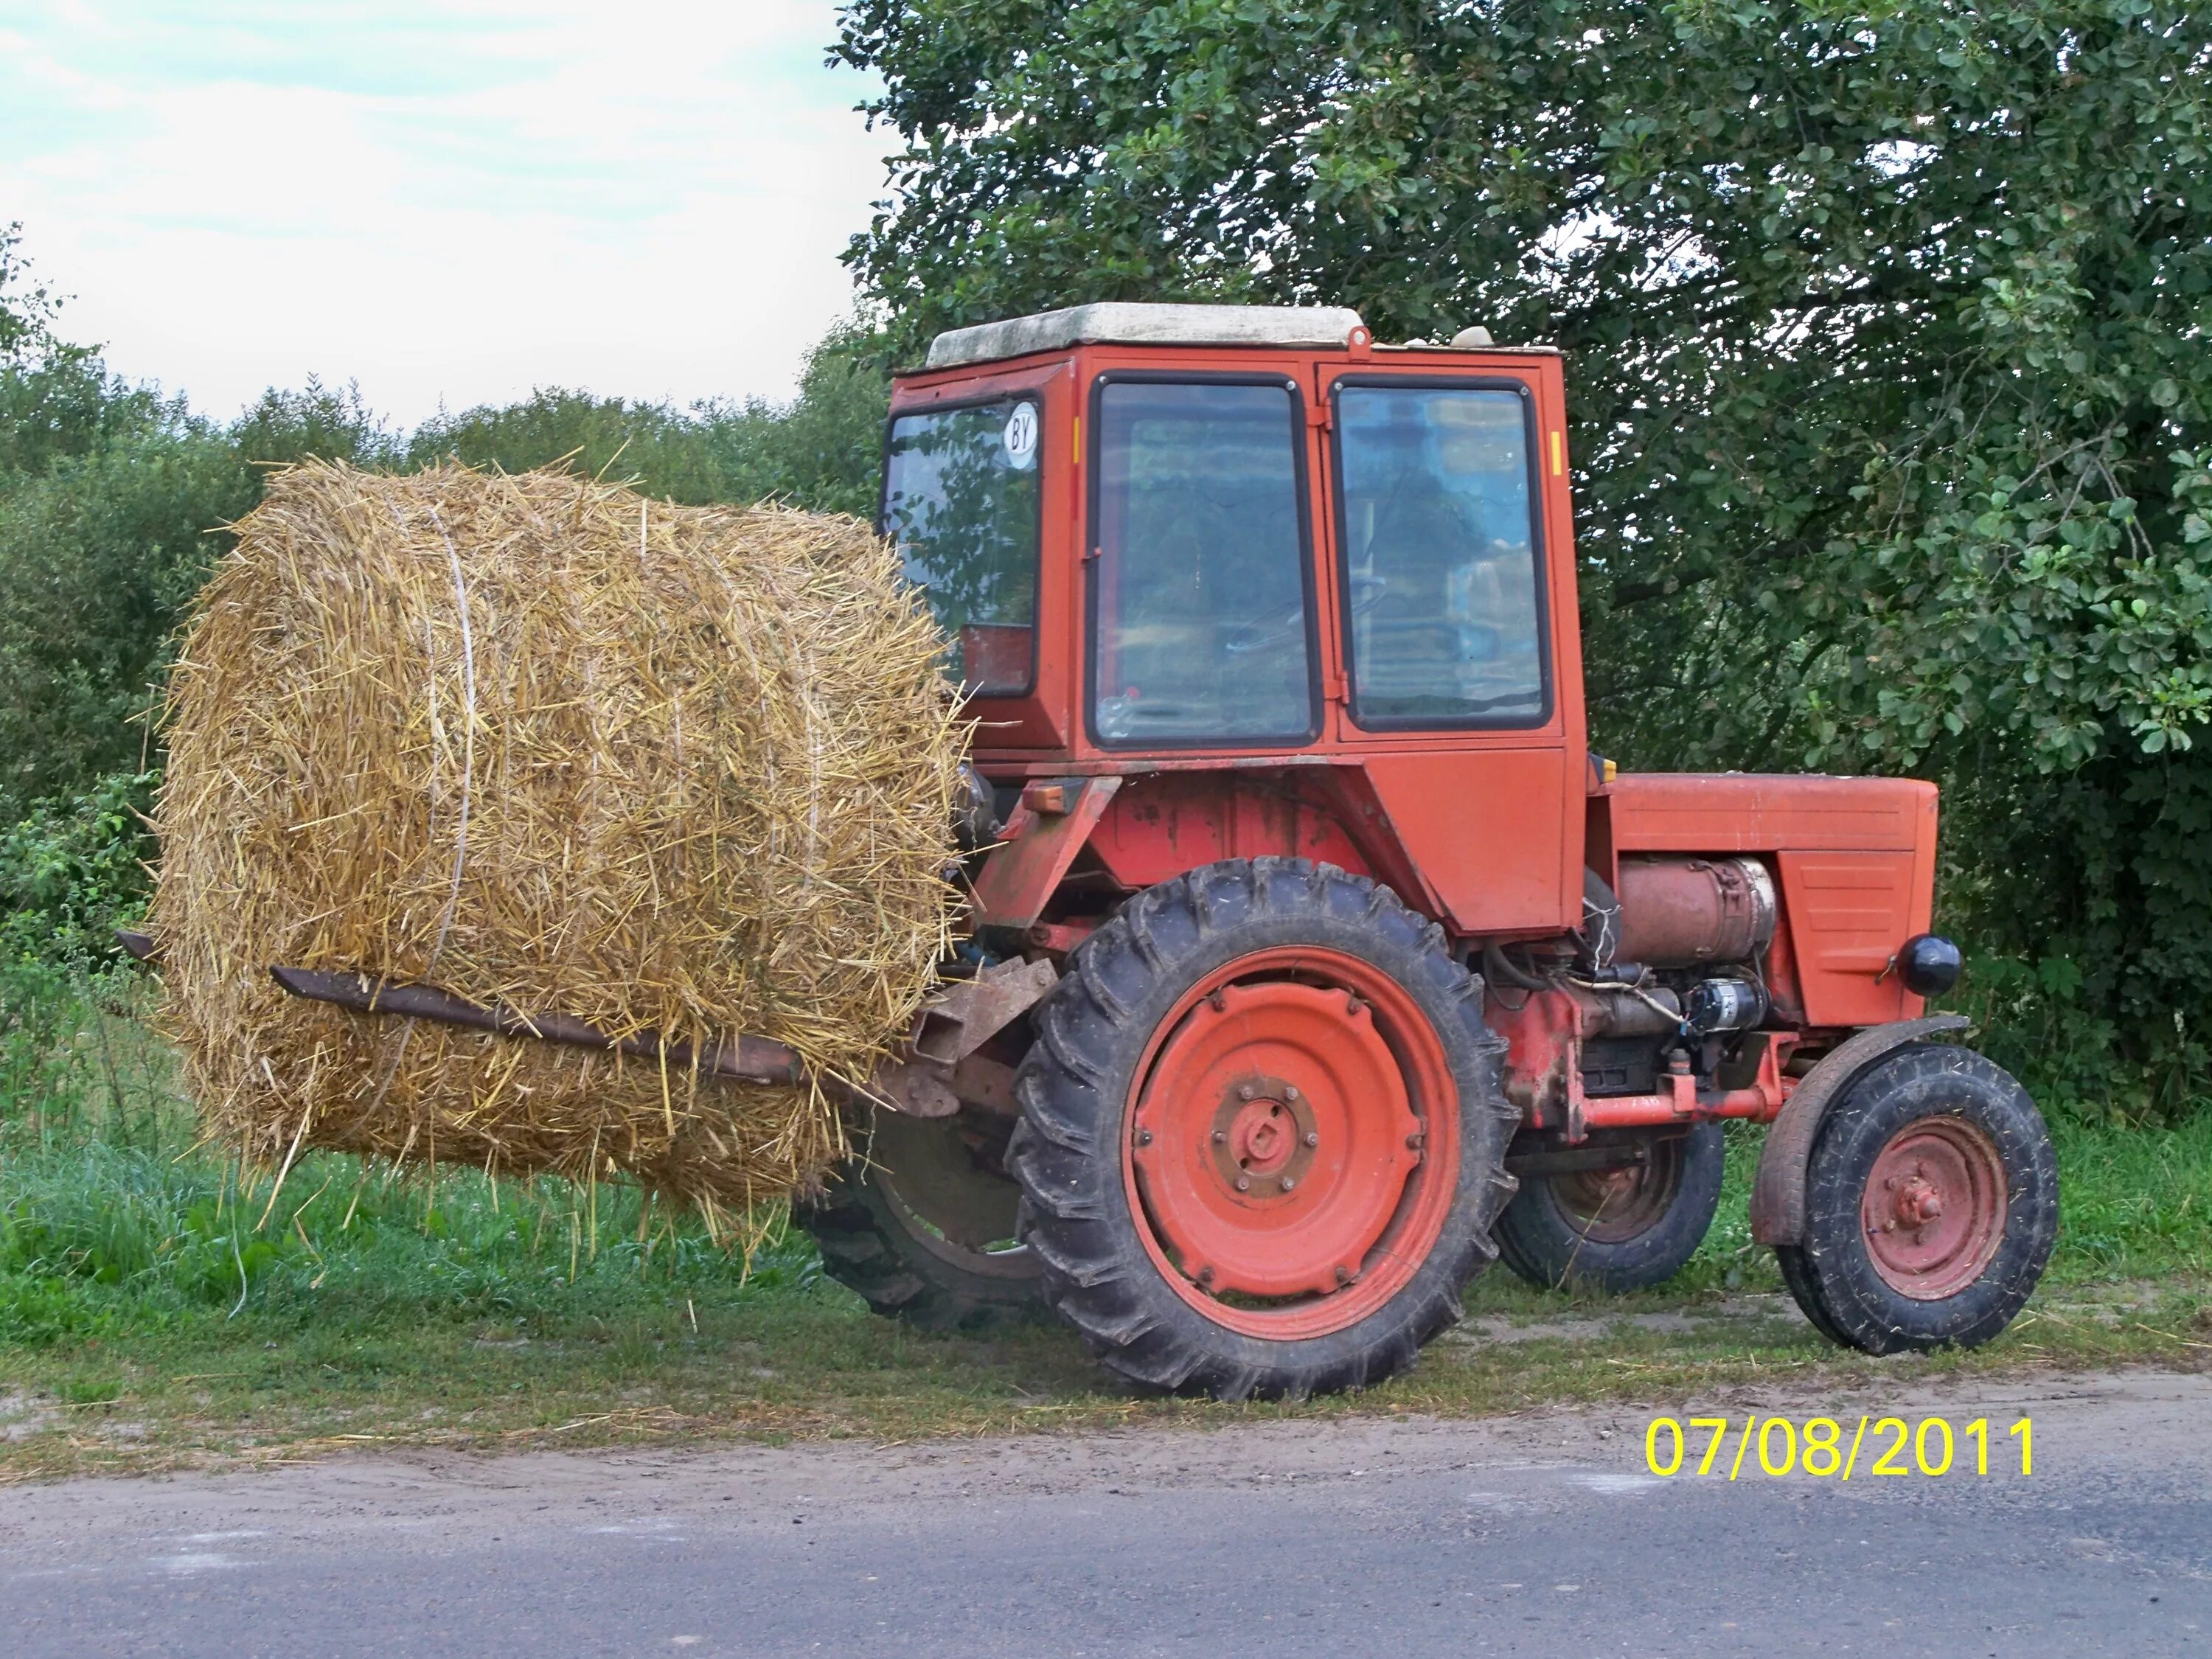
2,1370 -> 2206,1657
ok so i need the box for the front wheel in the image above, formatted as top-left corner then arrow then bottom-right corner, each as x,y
1008,858 -> 1520,1400
1495,1124 -> 1725,1293
1779,1045 -> 2056,1354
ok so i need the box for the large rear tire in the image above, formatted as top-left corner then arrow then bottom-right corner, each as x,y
1495,1124 -> 1724,1293
1008,858 -> 1519,1400
795,1110 -> 1044,1333
1780,1044 -> 2056,1354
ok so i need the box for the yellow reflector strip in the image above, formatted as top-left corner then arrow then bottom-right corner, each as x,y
1551,430 -> 1564,475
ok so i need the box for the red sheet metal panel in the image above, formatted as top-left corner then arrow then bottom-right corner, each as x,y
1360,748 -> 1576,934
1775,849 -> 1930,1026
1087,772 -> 1374,892
970,776 -> 1123,928
1607,773 -> 1933,853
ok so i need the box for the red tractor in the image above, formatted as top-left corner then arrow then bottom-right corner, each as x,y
793,302 -> 2059,1400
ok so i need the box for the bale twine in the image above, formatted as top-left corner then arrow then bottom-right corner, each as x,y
148,460 -> 967,1222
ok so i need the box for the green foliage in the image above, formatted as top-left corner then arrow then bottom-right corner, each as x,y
0,428 -> 251,806
409,387 -> 742,504
408,322 -> 891,515
0,221 -> 62,366
729,319 -> 897,518
0,771 -> 157,970
841,0 -> 2212,1079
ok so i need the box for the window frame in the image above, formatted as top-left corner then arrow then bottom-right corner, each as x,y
1326,374 -> 1557,734
1082,369 -> 1324,752
877,388 -> 1049,700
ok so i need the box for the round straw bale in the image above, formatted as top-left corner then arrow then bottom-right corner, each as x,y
147,459 -> 968,1216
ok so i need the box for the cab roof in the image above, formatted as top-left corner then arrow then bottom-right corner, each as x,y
925,303 -> 1366,369
919,302 -> 1551,372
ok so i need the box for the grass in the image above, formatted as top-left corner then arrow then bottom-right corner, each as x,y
1,982 -> 2208,1484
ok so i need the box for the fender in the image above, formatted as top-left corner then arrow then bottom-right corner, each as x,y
968,776 -> 1122,930
1748,1013 -> 1972,1246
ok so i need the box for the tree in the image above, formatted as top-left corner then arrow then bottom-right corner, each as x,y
0,223 -> 61,366
840,0 -> 2212,1085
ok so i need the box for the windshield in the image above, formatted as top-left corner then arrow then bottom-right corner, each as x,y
1333,384 -> 1548,726
883,398 -> 1041,696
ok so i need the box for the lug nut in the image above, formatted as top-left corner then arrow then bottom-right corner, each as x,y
1197,1266 -> 1216,1288
1405,1132 -> 1425,1150
1279,1176 -> 1296,1192
1211,1129 -> 1228,1145
1234,1175 -> 1251,1192
1303,1130 -> 1318,1147
1135,1129 -> 1153,1147
1238,1084 -> 1255,1102
1284,1085 -> 1300,1102
1334,1265 -> 1354,1287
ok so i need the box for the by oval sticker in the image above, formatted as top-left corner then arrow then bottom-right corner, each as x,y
1002,401 -> 1039,469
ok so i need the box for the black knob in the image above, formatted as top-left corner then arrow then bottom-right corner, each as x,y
1897,934 -> 1962,997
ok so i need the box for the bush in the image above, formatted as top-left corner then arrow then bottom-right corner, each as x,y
0,770 -> 156,970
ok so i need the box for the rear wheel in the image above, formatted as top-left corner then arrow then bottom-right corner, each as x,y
795,1110 -> 1043,1332
1008,858 -> 1519,1400
1495,1124 -> 1724,1293
1781,1045 -> 2056,1354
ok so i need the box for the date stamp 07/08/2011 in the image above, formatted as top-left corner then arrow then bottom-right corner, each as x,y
1644,1415 -> 2033,1481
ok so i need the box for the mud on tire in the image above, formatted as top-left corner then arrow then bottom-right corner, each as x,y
1006,858 -> 1520,1400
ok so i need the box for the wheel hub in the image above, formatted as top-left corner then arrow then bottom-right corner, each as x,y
1208,1076 -> 1318,1193
1861,1118 -> 2007,1301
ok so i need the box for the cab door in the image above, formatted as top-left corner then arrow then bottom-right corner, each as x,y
1310,358 -> 1587,936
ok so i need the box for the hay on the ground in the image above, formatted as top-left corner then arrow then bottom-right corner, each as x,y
148,460 -> 967,1222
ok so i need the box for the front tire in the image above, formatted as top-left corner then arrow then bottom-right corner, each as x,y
1781,1045 -> 2056,1354
1495,1124 -> 1725,1293
1008,858 -> 1519,1400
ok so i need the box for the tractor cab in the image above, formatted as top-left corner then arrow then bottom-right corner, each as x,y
884,303 -> 1589,942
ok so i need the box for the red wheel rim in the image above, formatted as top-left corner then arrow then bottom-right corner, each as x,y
1122,947 -> 1458,1340
1860,1116 -> 2008,1301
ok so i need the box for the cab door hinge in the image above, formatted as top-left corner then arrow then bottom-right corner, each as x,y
1306,403 -> 1332,431
1324,665 -> 1350,703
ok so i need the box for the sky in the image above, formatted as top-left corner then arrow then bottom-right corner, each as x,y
0,1 -> 891,425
